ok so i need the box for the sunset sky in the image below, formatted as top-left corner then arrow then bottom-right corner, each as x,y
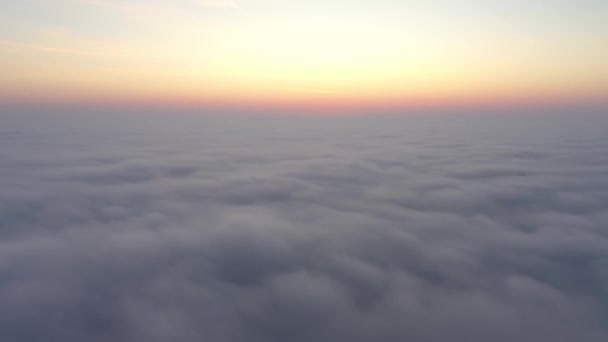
1,0 -> 607,111
3,2 -> 608,341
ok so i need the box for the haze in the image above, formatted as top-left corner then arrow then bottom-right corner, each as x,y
1,0 -> 607,111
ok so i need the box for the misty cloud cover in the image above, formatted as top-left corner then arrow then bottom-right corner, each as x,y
1,110 -> 608,341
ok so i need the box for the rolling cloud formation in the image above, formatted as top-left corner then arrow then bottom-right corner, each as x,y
1,112 -> 607,341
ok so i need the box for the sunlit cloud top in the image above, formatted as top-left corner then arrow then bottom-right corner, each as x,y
1,0 -> 607,110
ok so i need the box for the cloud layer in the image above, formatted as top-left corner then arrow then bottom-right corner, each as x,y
1,113 -> 607,341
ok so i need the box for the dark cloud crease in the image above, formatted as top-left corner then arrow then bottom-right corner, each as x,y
1,111 -> 608,341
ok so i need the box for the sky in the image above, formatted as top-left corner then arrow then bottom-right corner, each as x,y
1,0 -> 607,111
1,2 -> 608,339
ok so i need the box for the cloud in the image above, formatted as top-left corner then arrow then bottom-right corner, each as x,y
0,112 -> 607,341
0,39 -> 116,57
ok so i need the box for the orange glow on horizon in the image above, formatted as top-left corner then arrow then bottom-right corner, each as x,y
1,1 -> 606,112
